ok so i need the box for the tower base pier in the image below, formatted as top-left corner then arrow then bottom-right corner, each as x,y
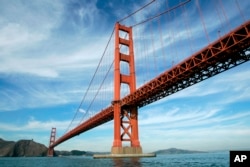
93,146 -> 156,159
47,147 -> 54,157
93,153 -> 156,159
111,146 -> 142,154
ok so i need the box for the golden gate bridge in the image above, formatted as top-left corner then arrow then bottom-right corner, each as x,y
47,0 -> 250,157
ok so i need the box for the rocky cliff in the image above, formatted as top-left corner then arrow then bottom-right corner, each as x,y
0,138 -> 47,157
0,138 -> 15,156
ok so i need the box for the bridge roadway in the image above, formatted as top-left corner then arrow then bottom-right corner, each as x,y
50,20 -> 250,149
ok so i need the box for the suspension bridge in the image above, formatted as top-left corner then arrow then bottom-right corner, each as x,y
47,0 -> 250,157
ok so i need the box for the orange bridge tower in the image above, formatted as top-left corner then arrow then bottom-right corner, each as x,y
48,127 -> 56,156
111,23 -> 142,154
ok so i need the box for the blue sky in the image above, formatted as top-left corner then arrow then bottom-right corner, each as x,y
0,0 -> 250,153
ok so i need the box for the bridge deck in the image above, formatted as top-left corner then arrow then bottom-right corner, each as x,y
50,20 -> 250,148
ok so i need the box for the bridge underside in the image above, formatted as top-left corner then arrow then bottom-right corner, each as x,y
48,20 -> 250,155
122,20 -> 250,107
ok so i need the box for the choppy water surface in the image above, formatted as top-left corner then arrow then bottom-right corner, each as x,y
0,152 -> 229,167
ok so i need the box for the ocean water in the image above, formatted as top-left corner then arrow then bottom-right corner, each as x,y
0,152 -> 229,167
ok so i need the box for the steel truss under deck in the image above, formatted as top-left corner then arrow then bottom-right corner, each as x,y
49,20 -> 250,149
123,21 -> 250,107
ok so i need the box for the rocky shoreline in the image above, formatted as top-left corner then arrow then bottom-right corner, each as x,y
0,138 -> 47,157
0,138 -> 206,157
0,138 -> 102,157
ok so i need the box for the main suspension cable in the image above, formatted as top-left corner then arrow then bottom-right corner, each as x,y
117,0 -> 156,23
64,27 -> 115,133
131,0 -> 191,27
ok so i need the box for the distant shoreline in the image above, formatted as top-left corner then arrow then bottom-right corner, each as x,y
153,148 -> 207,155
0,138 -> 242,157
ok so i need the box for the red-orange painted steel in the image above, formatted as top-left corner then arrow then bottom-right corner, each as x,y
113,23 -> 122,147
112,23 -> 141,149
47,127 -> 56,156
49,20 -> 250,150
122,20 -> 250,107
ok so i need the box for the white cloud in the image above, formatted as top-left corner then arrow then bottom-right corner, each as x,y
0,0 -> 63,53
137,96 -> 250,152
0,0 -> 111,77
78,108 -> 86,113
0,0 -> 117,113
140,105 -> 250,130
0,117 -> 70,132
140,125 -> 250,152
0,23 -> 46,50
0,116 -> 114,151
0,82 -> 77,111
0,39 -> 107,78
0,0 -> 249,152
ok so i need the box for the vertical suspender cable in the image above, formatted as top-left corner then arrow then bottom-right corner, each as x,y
118,0 -> 156,23
235,0 -> 246,22
157,13 -> 166,68
215,4 -> 226,37
173,9 -> 179,65
65,27 -> 115,133
143,27 -> 150,84
196,0 -> 210,43
181,0 -> 194,54
150,20 -> 157,74
218,0 -> 232,31
165,0 -> 174,67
